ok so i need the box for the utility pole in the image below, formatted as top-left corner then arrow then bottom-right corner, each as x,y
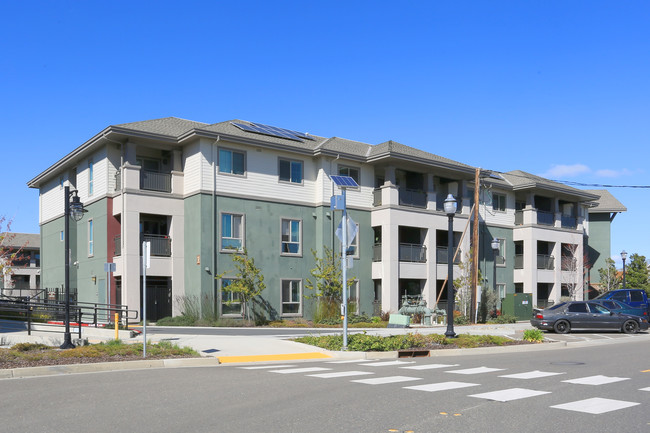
470,168 -> 480,323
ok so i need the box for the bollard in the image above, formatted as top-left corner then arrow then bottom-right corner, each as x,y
115,313 -> 119,340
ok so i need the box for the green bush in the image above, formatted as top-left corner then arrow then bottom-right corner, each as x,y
523,328 -> 544,343
486,314 -> 517,324
454,315 -> 470,325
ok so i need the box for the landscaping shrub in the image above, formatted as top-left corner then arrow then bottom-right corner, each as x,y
523,328 -> 545,343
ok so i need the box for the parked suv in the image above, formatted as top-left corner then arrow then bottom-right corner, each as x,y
594,289 -> 650,314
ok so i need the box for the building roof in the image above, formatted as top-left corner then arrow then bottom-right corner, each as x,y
583,189 -> 628,213
0,233 -> 40,249
498,170 -> 600,200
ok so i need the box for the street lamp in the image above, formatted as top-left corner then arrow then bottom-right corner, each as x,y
621,250 -> 627,290
444,194 -> 457,338
61,185 -> 85,349
491,238 -> 500,314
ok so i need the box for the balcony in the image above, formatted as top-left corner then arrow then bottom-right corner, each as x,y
141,170 -> 172,193
399,188 -> 427,208
537,210 -> 555,226
537,254 -> 554,270
399,243 -> 426,263
436,247 -> 461,264
372,243 -> 382,262
514,210 -> 523,225
514,254 -> 523,269
372,189 -> 382,207
113,234 -> 172,257
561,215 -> 577,229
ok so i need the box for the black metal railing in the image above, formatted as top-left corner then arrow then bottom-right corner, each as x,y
537,210 -> 555,225
372,243 -> 382,262
399,188 -> 427,208
514,254 -> 523,269
141,234 -> 172,257
537,254 -> 555,270
399,243 -> 426,263
561,215 -> 577,229
514,210 -> 523,225
114,235 -> 121,256
140,170 -> 172,193
372,189 -> 382,207
436,247 -> 461,264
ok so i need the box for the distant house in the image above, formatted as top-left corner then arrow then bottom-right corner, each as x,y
27,117 -> 625,321
0,232 -> 40,295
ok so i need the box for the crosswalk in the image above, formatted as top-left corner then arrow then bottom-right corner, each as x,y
238,359 -> 647,415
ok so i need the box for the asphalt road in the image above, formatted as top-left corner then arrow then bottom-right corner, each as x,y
2,338 -> 649,433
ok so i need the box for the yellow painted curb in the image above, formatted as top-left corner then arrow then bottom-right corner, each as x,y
217,352 -> 332,363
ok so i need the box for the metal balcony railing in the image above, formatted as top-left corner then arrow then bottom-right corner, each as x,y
372,189 -> 382,207
537,254 -> 555,270
399,243 -> 426,263
115,170 -> 121,191
514,210 -> 523,225
141,170 -> 172,193
399,188 -> 427,208
372,243 -> 382,262
561,215 -> 577,229
113,234 -> 172,257
114,235 -> 121,256
514,254 -> 523,269
436,247 -> 461,264
537,210 -> 555,225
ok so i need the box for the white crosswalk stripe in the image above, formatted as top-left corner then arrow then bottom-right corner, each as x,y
562,375 -> 629,385
469,388 -> 551,402
326,359 -> 373,364
446,366 -> 506,375
239,364 -> 297,370
401,363 -> 460,370
352,376 -> 421,385
499,370 -> 565,379
308,371 -> 374,378
270,367 -> 332,374
404,381 -> 479,392
359,360 -> 416,367
551,397 -> 640,414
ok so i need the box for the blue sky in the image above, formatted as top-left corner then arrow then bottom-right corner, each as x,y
1,1 -> 648,267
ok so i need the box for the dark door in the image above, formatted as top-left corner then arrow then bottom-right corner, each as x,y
141,277 -> 172,321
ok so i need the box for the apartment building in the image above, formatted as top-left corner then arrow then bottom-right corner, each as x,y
27,117 -> 624,321
0,233 -> 40,295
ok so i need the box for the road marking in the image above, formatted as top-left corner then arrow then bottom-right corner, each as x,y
218,352 -> 331,363
352,376 -> 421,385
359,360 -> 416,367
551,398 -> 639,414
639,387 -> 650,391
401,363 -> 460,370
499,370 -> 565,379
562,375 -> 629,385
326,359 -> 371,364
469,388 -> 551,402
270,367 -> 332,374
404,381 -> 480,392
446,366 -> 505,375
641,369 -> 650,373
239,364 -> 298,369
308,371 -> 375,378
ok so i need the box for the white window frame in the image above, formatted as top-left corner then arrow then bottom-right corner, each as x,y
88,219 -> 94,257
218,147 -> 246,176
337,164 -> 360,186
278,158 -> 304,184
281,279 -> 302,316
281,218 -> 302,256
88,159 -> 94,196
493,193 -> 506,212
496,238 -> 506,267
220,278 -> 243,317
348,223 -> 360,258
220,213 -> 245,252
348,279 -> 360,315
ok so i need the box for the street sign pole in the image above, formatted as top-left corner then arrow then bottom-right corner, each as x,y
341,188 -> 348,351
142,241 -> 150,358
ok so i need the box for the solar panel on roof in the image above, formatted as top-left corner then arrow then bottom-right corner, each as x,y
231,121 -> 314,142
330,175 -> 359,188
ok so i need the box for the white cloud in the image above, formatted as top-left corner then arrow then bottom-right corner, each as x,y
541,164 -> 590,178
595,168 -> 632,178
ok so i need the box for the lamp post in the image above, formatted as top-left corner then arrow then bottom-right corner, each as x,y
621,250 -> 627,290
444,194 -> 457,338
491,238 -> 500,314
61,185 -> 85,349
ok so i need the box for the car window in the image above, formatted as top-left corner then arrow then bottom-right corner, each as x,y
630,291 -> 644,302
568,303 -> 588,313
547,302 -> 566,310
611,292 -> 628,302
588,303 -> 610,314
602,301 -> 617,309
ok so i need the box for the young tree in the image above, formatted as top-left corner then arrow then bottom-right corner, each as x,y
597,258 -> 621,292
305,247 -> 354,321
217,250 -> 266,322
561,244 -> 580,300
453,251 -> 473,318
626,253 -> 650,294
0,217 -> 23,291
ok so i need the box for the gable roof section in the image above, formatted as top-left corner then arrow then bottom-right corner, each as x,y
115,117 -> 208,137
583,189 -> 627,213
499,170 -> 599,200
368,140 -> 475,172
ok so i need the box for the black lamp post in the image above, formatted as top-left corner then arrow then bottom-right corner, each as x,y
444,194 -> 457,338
621,250 -> 627,290
491,238 -> 500,312
61,185 -> 85,349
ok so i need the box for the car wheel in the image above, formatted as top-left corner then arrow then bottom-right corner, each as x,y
554,320 -> 570,334
622,320 -> 639,334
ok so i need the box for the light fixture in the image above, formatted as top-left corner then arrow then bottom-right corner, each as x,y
444,194 -> 457,215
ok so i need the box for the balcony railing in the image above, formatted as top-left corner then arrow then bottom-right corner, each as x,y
399,188 -> 427,208
561,257 -> 577,271
537,210 -> 555,225
561,215 -> 577,229
514,254 -> 523,269
372,243 -> 382,262
514,210 -> 523,225
436,247 -> 461,264
399,243 -> 426,263
113,234 -> 172,257
141,170 -> 172,193
537,254 -> 554,270
115,170 -> 121,191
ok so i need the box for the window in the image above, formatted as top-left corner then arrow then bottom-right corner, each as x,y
630,291 -> 644,303
338,165 -> 360,184
219,148 -> 245,175
568,303 -> 588,313
495,238 -> 506,266
220,279 -> 242,316
281,279 -> 302,315
281,219 -> 301,255
60,230 -> 64,242
348,280 -> 360,315
221,213 -> 244,251
88,219 -> 94,256
348,224 -> 360,258
493,193 -> 506,212
88,159 -> 94,196
59,177 -> 64,190
279,158 -> 303,184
